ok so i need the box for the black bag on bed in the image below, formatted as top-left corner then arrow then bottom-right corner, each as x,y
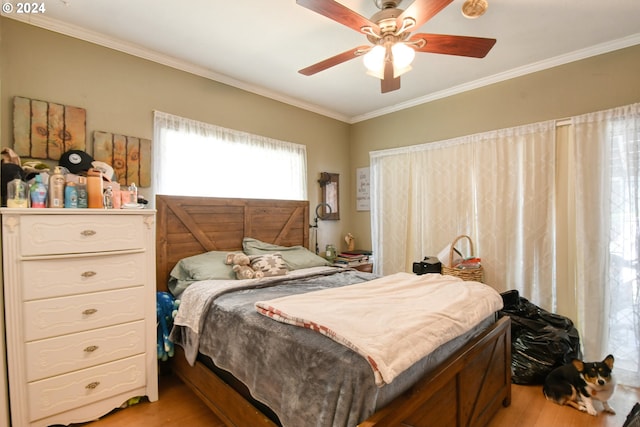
499,290 -> 582,385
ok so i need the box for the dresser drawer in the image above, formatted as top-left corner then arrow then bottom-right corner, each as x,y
28,354 -> 145,422
23,287 -> 145,341
26,321 -> 145,382
22,252 -> 146,300
19,215 -> 144,256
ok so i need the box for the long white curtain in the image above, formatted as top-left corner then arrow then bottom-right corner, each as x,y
573,103 -> 640,386
370,121 -> 557,308
371,104 -> 640,387
153,111 -> 307,200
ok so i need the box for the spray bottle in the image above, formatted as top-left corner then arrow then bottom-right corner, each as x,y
48,166 -> 65,208
76,176 -> 88,208
64,182 -> 78,208
30,174 -> 47,208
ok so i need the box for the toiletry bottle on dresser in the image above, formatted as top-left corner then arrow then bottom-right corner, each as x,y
76,177 -> 88,208
87,168 -> 103,208
30,174 -> 47,208
128,182 -> 138,205
48,166 -> 65,208
7,176 -> 28,208
103,186 -> 114,209
111,183 -> 121,209
64,182 -> 78,208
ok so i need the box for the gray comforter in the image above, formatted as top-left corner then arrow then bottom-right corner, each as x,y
170,267 -> 495,427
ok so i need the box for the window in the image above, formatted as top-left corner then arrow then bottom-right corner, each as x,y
153,111 -> 307,200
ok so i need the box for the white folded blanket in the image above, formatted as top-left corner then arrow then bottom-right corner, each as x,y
256,272 -> 503,386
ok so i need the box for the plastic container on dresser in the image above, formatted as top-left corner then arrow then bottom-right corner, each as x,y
0,208 -> 158,427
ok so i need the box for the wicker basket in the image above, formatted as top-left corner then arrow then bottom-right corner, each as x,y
441,235 -> 484,282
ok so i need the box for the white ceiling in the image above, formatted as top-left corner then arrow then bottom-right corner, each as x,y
5,0 -> 640,123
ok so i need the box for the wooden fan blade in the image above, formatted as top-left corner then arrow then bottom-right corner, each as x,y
299,45 -> 370,76
410,33 -> 496,58
297,0 -> 379,34
381,60 -> 401,93
397,0 -> 454,30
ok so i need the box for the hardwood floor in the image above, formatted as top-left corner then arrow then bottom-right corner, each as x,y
82,374 -> 640,427
488,383 -> 639,427
75,374 -> 225,427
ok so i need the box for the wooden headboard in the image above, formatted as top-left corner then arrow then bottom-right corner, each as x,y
155,195 -> 309,292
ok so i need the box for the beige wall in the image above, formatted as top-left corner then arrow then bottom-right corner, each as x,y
0,18 -> 350,252
2,17 -> 640,255
349,44 -> 640,249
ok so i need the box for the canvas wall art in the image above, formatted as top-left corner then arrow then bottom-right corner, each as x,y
13,96 -> 86,160
356,167 -> 370,211
93,131 -> 151,187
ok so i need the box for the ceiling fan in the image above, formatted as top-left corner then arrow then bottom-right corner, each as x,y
297,0 -> 496,93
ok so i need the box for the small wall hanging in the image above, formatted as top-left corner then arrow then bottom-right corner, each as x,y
318,172 -> 339,220
356,167 -> 370,211
93,131 -> 151,187
13,96 -> 86,160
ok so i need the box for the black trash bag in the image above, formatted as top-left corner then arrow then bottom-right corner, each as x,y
499,290 -> 582,385
623,402 -> 640,427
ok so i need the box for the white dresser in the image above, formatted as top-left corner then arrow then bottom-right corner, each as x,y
0,209 -> 158,427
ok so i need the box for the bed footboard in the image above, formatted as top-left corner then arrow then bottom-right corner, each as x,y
360,315 -> 512,427
170,316 -> 511,427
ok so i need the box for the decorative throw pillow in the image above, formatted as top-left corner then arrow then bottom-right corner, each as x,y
250,253 -> 288,277
243,237 -> 331,270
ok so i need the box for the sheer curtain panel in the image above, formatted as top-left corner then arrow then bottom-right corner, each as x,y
370,121 -> 556,309
573,103 -> 640,386
153,111 -> 307,200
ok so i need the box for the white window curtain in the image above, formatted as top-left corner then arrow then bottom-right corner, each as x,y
153,111 -> 307,200
573,103 -> 640,386
370,104 -> 640,387
370,121 -> 557,309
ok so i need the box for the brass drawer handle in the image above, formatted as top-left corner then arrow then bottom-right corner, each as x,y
82,308 -> 98,315
81,271 -> 96,278
80,230 -> 96,237
84,345 -> 99,353
85,381 -> 100,390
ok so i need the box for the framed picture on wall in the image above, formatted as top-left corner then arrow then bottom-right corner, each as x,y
356,167 -> 370,211
319,172 -> 339,220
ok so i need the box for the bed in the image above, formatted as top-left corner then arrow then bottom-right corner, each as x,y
156,195 -> 511,427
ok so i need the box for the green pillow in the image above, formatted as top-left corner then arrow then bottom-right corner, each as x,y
168,250 -> 236,297
243,237 -> 331,270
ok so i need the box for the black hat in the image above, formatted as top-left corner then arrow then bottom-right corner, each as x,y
59,150 -> 94,174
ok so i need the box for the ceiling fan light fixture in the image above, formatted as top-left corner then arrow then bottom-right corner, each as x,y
391,42 -> 415,69
364,42 -> 415,80
391,42 -> 414,78
462,0 -> 488,19
393,63 -> 412,79
363,45 -> 386,79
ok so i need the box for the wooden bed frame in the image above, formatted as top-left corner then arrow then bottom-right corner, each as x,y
156,195 -> 512,427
